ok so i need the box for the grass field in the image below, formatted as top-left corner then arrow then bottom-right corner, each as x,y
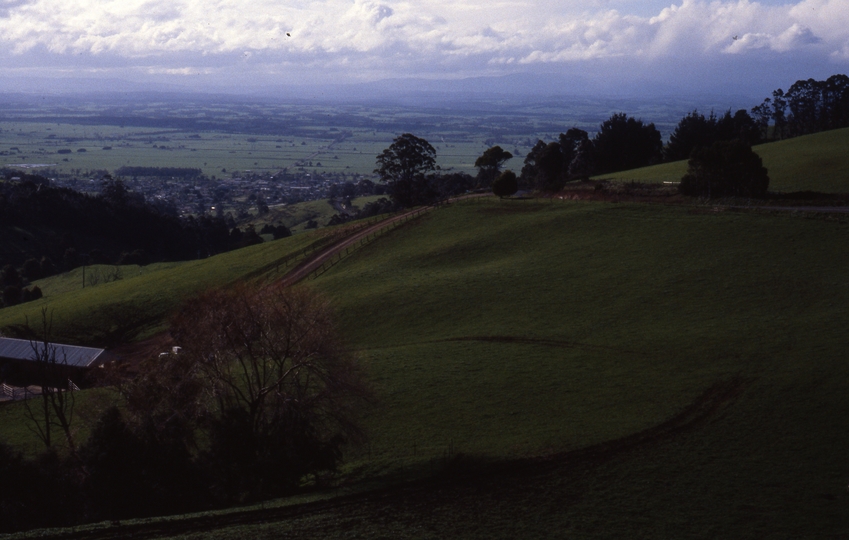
273,199 -> 849,537
250,195 -> 386,234
4,198 -> 847,538
0,232 -> 319,345
595,126 -> 849,193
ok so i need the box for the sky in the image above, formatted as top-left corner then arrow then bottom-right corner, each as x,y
0,0 -> 847,98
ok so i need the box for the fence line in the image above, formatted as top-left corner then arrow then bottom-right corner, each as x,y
1,383 -> 27,401
308,204 -> 437,281
239,214 -> 396,283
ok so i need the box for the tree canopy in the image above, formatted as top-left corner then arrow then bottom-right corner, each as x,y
664,109 -> 760,162
474,146 -> 513,187
374,133 -> 438,207
751,74 -> 849,140
679,140 -> 769,199
374,133 -> 436,185
592,113 -> 663,174
492,170 -> 518,198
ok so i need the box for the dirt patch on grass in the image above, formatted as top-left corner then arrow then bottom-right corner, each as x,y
107,332 -> 176,376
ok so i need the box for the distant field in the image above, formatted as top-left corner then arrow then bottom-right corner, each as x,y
0,95 -> 751,182
0,121 -> 519,180
597,127 -> 849,193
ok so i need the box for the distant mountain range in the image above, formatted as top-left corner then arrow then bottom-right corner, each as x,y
0,71 -> 759,109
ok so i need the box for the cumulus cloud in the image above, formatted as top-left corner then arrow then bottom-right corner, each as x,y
0,0 -> 845,86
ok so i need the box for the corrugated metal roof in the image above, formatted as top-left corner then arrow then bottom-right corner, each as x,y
0,337 -> 107,368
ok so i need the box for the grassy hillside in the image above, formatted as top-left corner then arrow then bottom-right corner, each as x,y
307,198 -> 849,537
596,126 -> 849,193
3,198 -> 849,537
0,233 -> 317,344
250,195 -> 385,234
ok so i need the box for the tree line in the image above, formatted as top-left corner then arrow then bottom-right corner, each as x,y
752,74 -> 849,140
376,74 -> 845,205
373,111 -> 756,203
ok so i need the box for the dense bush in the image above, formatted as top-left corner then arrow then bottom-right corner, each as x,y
492,170 -> 518,198
679,140 -> 770,199
260,223 -> 292,239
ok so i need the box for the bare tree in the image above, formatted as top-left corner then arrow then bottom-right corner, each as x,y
171,283 -> 369,497
23,308 -> 76,453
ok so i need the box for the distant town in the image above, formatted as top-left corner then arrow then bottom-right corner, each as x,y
5,166 -> 381,219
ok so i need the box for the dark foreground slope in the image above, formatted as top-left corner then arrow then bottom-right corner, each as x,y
3,196 -> 849,538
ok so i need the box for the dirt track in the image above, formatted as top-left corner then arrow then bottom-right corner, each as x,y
22,377 -> 746,539
279,204 -> 435,286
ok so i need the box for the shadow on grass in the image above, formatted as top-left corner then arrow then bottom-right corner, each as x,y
12,377 -> 749,540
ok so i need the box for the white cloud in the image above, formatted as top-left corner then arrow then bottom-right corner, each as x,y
146,66 -> 215,75
0,0 -> 845,87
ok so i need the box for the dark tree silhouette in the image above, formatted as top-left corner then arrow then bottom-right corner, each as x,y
519,140 -> 547,188
492,170 -> 518,198
558,128 -> 587,166
567,136 -> 596,180
751,75 -> 849,140
665,109 -> 760,162
375,133 -> 437,207
665,110 -> 717,162
171,284 -> 370,502
715,110 -> 761,146
679,140 -> 769,199
593,113 -> 663,174
474,146 -> 513,188
534,142 -> 568,191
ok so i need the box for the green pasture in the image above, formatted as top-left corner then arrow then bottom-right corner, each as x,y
3,198 -> 849,537
597,126 -> 849,193
252,195 -> 385,233
0,232 -> 317,345
300,198 -> 849,536
314,199 -> 849,461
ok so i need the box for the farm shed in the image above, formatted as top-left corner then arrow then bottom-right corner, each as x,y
0,337 -> 112,388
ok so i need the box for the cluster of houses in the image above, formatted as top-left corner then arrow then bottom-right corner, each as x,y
44,169 -> 375,217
